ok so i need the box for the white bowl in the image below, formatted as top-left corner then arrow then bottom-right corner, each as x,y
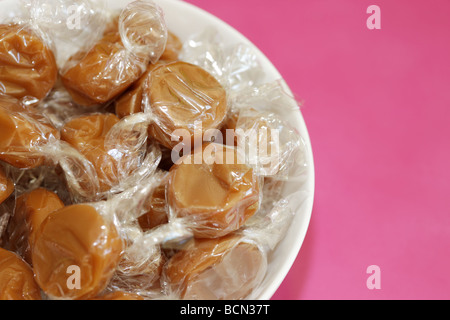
0,0 -> 315,300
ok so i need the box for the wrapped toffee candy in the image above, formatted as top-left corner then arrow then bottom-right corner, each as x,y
137,175 -> 169,232
167,143 -> 260,238
160,31 -> 183,62
60,112 -> 159,197
6,188 -> 64,264
0,166 -> 14,205
0,95 -> 59,169
115,62 -> 165,119
32,204 -> 123,300
60,113 -> 123,193
114,30 -> 182,119
147,61 -> 227,150
0,247 -> 42,300
228,82 -> 307,179
113,61 -> 227,152
60,0 -> 168,106
163,233 -> 266,300
0,24 -> 57,107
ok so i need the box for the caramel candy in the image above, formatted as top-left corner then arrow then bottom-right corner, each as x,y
90,291 -> 144,300
164,234 -> 266,300
0,24 -> 57,106
114,31 -> 181,119
60,113 -> 126,193
220,110 -> 239,147
0,247 -> 42,300
61,1 -> 167,106
138,182 -> 168,231
32,204 -> 123,300
0,166 -> 14,205
0,96 -> 60,169
61,31 -> 144,106
7,188 -> 64,264
148,62 -> 227,149
115,62 -> 164,119
167,143 -> 260,238
160,31 -> 182,62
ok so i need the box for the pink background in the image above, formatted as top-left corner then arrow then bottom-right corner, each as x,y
184,0 -> 450,299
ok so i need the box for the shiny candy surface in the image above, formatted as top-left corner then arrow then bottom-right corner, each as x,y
0,24 -> 57,106
32,204 -> 123,299
61,113 -> 130,194
167,143 -> 260,238
147,61 -> 227,150
0,96 -> 59,169
0,166 -> 14,205
164,234 -> 266,300
7,188 -> 64,264
0,247 -> 42,300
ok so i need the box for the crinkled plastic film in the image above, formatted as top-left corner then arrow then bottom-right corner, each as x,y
0,23 -> 57,107
0,1 -> 310,301
167,143 -> 261,239
60,0 -> 168,106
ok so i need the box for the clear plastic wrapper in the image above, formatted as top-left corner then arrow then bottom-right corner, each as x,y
0,95 -> 102,203
111,60 -> 228,153
60,112 -> 162,200
222,81 -> 308,180
0,23 -> 58,107
180,28 -> 265,93
114,31 -> 183,119
21,0 -> 110,68
60,0 -> 168,106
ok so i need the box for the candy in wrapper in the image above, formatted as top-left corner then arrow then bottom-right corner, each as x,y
60,113 -> 123,193
146,61 -> 227,150
138,180 -> 169,232
0,95 -> 60,169
114,62 -> 166,119
114,30 -> 182,119
32,204 -> 123,300
228,82 -> 308,180
0,247 -> 42,300
110,243 -> 165,293
160,31 -> 183,62
6,188 -> 64,264
60,112 -> 162,198
0,166 -> 14,205
167,143 -> 260,238
0,23 -> 57,107
22,0 -> 109,68
114,61 -> 227,152
163,233 -> 266,300
60,0 -> 168,106
0,95 -> 102,203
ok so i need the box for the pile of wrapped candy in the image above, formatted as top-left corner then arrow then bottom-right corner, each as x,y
0,0 -> 307,300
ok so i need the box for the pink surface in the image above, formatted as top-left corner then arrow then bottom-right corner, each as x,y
184,0 -> 450,299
